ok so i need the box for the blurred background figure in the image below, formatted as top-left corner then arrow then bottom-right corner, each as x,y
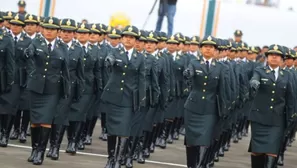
81,19 -> 88,24
17,0 -> 27,17
155,0 -> 177,36
109,12 -> 130,30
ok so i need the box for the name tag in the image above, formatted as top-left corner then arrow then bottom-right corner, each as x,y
261,78 -> 268,81
196,70 -> 202,73
36,48 -> 44,52
116,59 -> 122,62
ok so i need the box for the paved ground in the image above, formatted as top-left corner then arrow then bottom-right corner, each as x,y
2,124 -> 297,168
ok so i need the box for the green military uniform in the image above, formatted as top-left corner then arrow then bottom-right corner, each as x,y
0,14 -> 15,147
249,45 -> 295,167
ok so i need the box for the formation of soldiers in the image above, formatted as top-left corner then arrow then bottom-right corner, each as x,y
1,1 -> 297,168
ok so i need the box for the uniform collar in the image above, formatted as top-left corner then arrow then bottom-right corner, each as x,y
12,32 -> 22,41
203,57 -> 213,63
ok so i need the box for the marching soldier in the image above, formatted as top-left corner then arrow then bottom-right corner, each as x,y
234,29 -> 243,43
8,14 -> 31,144
46,18 -> 84,160
0,15 -> 15,148
249,44 -> 295,168
188,36 -> 200,61
24,14 -> 39,39
183,36 -> 230,168
3,11 -> 14,35
17,0 -> 27,17
101,25 -> 146,168
25,16 -> 70,165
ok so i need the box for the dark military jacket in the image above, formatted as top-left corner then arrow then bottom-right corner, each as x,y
155,52 -> 169,109
184,58 -> 229,116
171,52 -> 187,98
25,37 -> 70,96
67,41 -> 84,99
101,47 -> 146,108
13,33 -> 31,86
0,29 -> 15,89
250,66 -> 295,126
222,59 -> 237,110
144,52 -> 159,106
97,43 -> 109,88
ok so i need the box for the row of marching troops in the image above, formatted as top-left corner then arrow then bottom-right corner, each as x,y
0,10 -> 297,168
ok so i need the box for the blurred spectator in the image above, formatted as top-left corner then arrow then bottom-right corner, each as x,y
293,46 -> 297,52
155,0 -> 177,37
17,0 -> 27,17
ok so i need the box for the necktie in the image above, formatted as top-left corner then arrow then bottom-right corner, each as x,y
206,61 -> 210,72
14,36 -> 18,46
82,46 -> 87,55
126,51 -> 129,61
48,43 -> 52,53
271,70 -> 276,81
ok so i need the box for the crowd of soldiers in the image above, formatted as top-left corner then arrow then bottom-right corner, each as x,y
1,1 -> 297,168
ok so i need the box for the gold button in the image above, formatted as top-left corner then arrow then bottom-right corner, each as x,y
273,83 -> 276,86
47,56 -> 50,58
84,58 -> 86,61
121,80 -> 124,83
204,76 -> 208,79
204,83 -> 207,85
44,69 -> 47,71
46,62 -> 48,65
270,106 -> 273,109
123,73 -> 126,75
202,96 -> 205,99
43,75 -> 45,78
203,89 -> 206,92
125,65 -> 127,68
120,88 -> 123,90
272,91 -> 275,94
271,98 -> 274,101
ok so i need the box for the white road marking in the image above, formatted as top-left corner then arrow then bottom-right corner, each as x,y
8,144 -> 187,167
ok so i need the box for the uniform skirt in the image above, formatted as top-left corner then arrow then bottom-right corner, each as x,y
106,103 -> 133,137
85,95 -> 97,120
184,109 -> 218,146
131,106 -> 149,136
68,94 -> 94,122
0,84 -> 20,115
177,98 -> 186,118
29,91 -> 59,124
143,107 -> 158,132
248,121 -> 284,154
165,99 -> 178,119
18,88 -> 30,110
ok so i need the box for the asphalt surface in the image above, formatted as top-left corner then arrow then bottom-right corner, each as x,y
1,124 -> 297,168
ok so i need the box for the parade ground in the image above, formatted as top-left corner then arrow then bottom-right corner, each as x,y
1,123 -> 297,168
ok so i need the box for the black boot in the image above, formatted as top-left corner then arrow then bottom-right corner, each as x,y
214,152 -> 219,162
66,122 -> 74,153
142,131 -> 151,158
150,126 -> 157,153
68,121 -> 83,154
265,155 -> 277,168
33,127 -> 51,165
114,137 -> 128,168
137,141 -> 145,164
51,125 -> 66,160
27,127 -> 40,162
166,120 -> 174,144
78,122 -> 86,150
99,113 -> 108,141
10,111 -> 21,140
126,137 -> 139,168
83,120 -> 92,145
277,153 -> 284,166
46,124 -> 56,158
105,135 -> 116,168
159,121 -> 171,149
186,146 -> 198,168
197,146 -> 207,168
251,155 -> 265,168
0,115 -> 14,147
19,111 -> 30,143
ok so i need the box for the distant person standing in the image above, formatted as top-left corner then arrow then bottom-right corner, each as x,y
17,0 -> 27,17
155,0 -> 177,37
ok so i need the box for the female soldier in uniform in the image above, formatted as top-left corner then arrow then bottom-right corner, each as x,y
249,44 -> 295,168
9,14 -> 32,144
0,14 -> 15,147
183,36 -> 229,168
25,17 -> 70,165
46,18 -> 84,160
102,25 -> 145,168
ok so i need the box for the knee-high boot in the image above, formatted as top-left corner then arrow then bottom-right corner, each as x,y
114,137 -> 129,168
126,136 -> 139,167
186,146 -> 198,168
251,155 -> 265,168
10,110 -> 21,140
33,127 -> 51,165
46,124 -> 56,158
105,135 -> 117,168
85,117 -> 97,145
78,122 -> 86,150
159,120 -> 172,149
0,114 -> 15,147
19,110 -> 30,143
51,125 -> 66,160
99,113 -> 108,141
150,126 -> 157,153
27,127 -> 40,162
83,120 -> 91,145
197,146 -> 208,168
